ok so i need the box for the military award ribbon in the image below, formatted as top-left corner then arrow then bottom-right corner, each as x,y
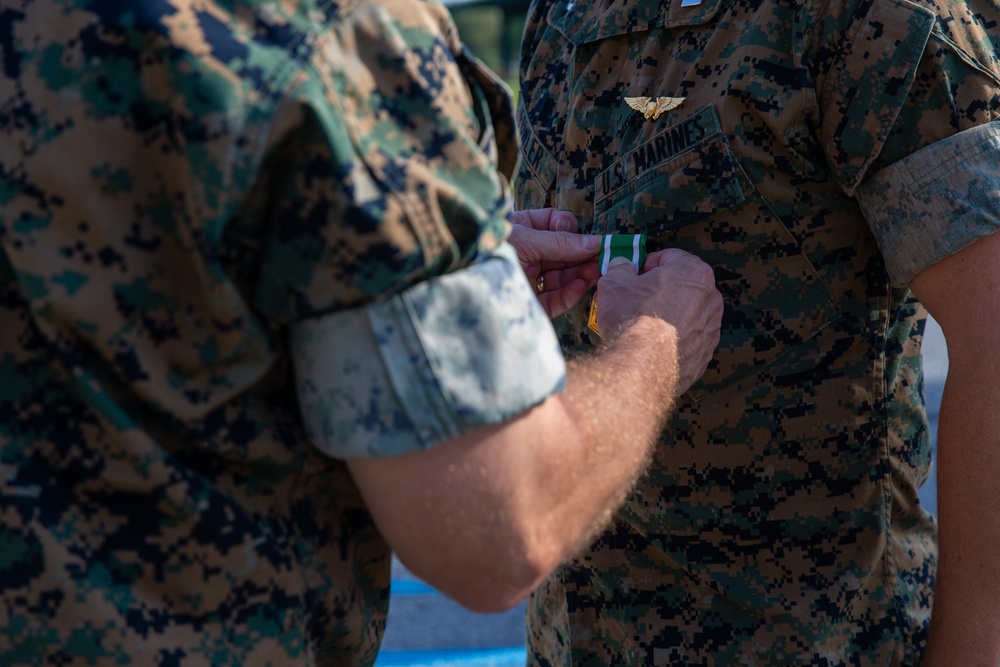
598,233 -> 646,275
589,233 -> 647,336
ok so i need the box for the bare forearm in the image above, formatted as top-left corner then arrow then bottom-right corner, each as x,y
910,231 -> 1000,666
349,249 -> 721,611
922,362 -> 1000,666
528,317 -> 681,559
349,318 -> 682,611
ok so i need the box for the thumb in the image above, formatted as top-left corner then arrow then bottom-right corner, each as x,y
603,255 -> 638,276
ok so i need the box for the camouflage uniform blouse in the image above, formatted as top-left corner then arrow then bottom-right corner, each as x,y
0,0 -> 564,664
516,0 -> 1000,664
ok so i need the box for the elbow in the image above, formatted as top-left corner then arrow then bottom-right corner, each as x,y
447,580 -> 534,614
396,537 -> 559,613
447,557 -> 550,613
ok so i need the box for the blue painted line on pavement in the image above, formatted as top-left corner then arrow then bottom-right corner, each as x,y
391,579 -> 442,596
375,647 -> 527,667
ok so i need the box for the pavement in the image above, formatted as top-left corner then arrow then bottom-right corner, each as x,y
378,316 -> 948,666
377,560 -> 527,666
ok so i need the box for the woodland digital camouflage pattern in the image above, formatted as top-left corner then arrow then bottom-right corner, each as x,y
516,0 -> 1000,664
292,242 -> 565,460
0,0 -> 536,664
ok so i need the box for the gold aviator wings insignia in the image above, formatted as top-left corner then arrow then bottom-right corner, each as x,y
625,96 -> 686,120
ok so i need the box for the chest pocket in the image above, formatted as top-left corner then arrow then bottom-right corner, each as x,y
594,105 -> 840,399
515,0 -> 728,211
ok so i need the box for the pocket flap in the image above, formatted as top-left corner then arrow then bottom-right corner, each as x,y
595,105 -> 743,235
548,0 -> 724,46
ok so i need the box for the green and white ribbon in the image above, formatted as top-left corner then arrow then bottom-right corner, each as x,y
599,234 -> 647,275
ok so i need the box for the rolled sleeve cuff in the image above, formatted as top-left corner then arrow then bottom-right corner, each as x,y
290,242 -> 567,460
857,121 -> 1000,287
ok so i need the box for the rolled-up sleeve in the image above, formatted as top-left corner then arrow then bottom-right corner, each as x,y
290,242 -> 567,459
856,121 -> 1000,287
233,2 -> 562,459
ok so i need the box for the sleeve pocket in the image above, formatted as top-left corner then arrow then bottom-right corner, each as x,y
819,0 -> 935,196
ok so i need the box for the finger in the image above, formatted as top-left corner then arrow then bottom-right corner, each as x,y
548,210 -> 578,233
536,261 -> 600,285
575,260 -> 602,288
510,208 -> 580,233
521,265 -> 540,286
538,261 -> 600,296
509,209 -> 537,229
555,261 -> 601,289
642,248 -> 693,271
540,278 -> 592,319
515,226 -> 602,263
603,255 -> 638,276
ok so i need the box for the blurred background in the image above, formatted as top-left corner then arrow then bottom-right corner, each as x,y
374,3 -> 947,664
446,0 -> 528,85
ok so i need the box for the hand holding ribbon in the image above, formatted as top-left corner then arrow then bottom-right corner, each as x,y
508,208 -> 602,318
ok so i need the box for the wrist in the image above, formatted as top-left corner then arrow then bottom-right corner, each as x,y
604,315 -> 680,406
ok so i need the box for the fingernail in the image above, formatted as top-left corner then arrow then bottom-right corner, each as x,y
582,235 -> 601,252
